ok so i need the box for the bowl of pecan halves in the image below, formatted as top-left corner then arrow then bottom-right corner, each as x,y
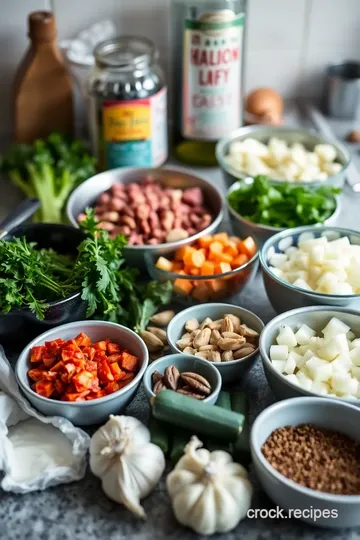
143,353 -> 222,404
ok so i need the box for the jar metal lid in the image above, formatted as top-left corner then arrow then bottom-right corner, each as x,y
94,36 -> 157,71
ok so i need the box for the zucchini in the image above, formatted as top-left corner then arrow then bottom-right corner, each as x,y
152,390 -> 244,442
148,414 -> 171,455
170,427 -> 192,465
206,391 -> 232,453
230,391 -> 251,468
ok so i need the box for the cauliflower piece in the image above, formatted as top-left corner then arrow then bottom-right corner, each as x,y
315,143 -> 337,163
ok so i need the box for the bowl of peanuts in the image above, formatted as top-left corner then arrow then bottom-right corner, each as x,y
250,397 -> 360,528
166,304 -> 264,383
145,231 -> 259,304
66,166 -> 224,267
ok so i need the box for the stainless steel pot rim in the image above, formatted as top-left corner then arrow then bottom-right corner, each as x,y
251,395 -> 360,502
16,320 -> 149,407
260,225 -> 360,299
216,125 -> 351,184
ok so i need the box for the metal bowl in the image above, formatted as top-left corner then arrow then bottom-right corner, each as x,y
0,224 -> 87,345
259,306 -> 360,405
227,179 -> 341,246
16,320 -> 149,426
260,226 -> 360,313
216,125 -> 350,189
251,397 -> 360,528
66,166 -> 224,268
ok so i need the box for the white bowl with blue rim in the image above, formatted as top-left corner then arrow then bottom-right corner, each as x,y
259,225 -> 360,313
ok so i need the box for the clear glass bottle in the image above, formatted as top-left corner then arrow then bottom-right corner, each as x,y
88,36 -> 168,170
171,0 -> 247,166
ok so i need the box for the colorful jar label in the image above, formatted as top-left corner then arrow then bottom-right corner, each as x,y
182,12 -> 244,141
102,88 -> 167,168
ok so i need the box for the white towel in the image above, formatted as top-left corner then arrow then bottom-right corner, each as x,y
0,346 -> 90,494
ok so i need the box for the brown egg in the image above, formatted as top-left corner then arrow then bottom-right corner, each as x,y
245,88 -> 284,119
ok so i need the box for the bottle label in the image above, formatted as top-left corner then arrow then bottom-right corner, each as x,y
102,87 -> 168,168
182,11 -> 244,141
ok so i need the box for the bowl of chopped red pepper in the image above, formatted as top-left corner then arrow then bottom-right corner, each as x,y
15,320 -> 149,425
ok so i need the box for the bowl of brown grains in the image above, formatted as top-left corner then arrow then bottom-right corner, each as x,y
250,397 -> 360,528
143,353 -> 221,404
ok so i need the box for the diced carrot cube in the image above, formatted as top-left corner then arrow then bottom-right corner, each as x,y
192,283 -> 210,301
200,260 -> 215,276
156,256 -> 173,272
72,370 -> 96,392
109,362 -> 127,381
45,338 -> 64,355
55,379 -> 66,395
237,236 -> 257,258
189,268 -> 200,276
107,353 -> 123,363
174,278 -> 193,296
197,235 -> 213,248
41,371 -> 58,381
231,253 -> 249,268
104,381 -> 120,395
107,342 -> 121,355
224,241 -> 238,257
28,368 -> 45,382
174,246 -> 187,261
51,360 -> 65,372
183,247 -> 198,267
93,341 -> 107,351
43,355 -> 57,368
208,279 -> 227,293
61,345 -> 83,363
215,262 -> 232,274
119,374 -> 135,386
212,232 -> 229,244
121,352 -> 139,372
35,381 -> 54,398
31,345 -> 46,363
74,332 -> 91,347
172,262 -> 184,272
215,252 -> 233,264
82,346 -> 96,360
98,359 -> 114,384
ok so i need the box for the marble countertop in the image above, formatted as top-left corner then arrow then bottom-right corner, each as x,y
1,106 -> 360,540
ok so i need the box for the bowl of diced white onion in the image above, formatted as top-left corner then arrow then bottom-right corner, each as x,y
216,125 -> 350,188
259,306 -> 360,404
260,226 -> 360,313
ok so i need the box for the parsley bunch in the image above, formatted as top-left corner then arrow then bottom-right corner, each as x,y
0,209 -> 172,331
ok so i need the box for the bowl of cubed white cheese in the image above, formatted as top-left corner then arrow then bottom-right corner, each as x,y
216,125 -> 350,189
259,306 -> 360,403
260,226 -> 360,312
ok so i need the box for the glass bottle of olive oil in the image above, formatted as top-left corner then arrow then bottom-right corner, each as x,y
172,0 -> 247,166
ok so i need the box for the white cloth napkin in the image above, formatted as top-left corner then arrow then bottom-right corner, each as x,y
0,346 -> 90,494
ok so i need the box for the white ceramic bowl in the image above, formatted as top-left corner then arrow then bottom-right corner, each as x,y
260,225 -> 360,313
143,353 -> 222,404
259,306 -> 360,406
16,320 -> 148,426
167,303 -> 264,384
251,397 -> 360,528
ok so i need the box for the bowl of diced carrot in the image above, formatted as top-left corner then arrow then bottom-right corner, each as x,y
15,320 -> 149,426
145,232 -> 259,304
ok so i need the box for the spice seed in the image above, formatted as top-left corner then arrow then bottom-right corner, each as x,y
262,423 -> 360,495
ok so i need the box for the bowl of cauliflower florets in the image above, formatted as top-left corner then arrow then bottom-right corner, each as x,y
216,125 -> 350,189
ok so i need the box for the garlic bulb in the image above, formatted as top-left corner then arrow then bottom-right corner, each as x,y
166,436 -> 252,535
90,415 -> 165,518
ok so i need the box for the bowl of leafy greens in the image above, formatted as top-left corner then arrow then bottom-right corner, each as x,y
0,211 -> 172,345
226,176 -> 341,246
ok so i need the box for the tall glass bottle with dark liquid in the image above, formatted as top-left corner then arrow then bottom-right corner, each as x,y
172,0 -> 247,166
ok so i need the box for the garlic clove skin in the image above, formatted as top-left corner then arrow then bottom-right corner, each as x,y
90,415 -> 165,519
167,436 -> 253,535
